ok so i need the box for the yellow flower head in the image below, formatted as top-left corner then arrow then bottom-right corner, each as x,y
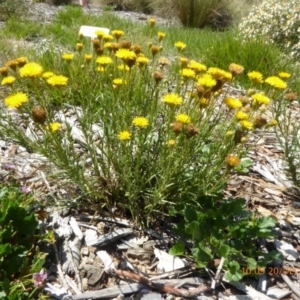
267,119 -> 278,127
226,155 -> 240,169
16,56 -> 27,67
117,64 -> 130,72
197,74 -> 216,88
168,139 -> 176,147
103,34 -> 114,42
278,72 -> 291,79
265,76 -> 287,89
4,92 -> 28,108
1,76 -> 16,86
46,122 -> 61,132
97,66 -> 105,73
111,30 -> 125,40
19,62 -> 43,78
175,113 -> 191,124
251,93 -> 270,107
76,43 -> 84,52
224,97 -> 242,110
229,63 -> 244,76
240,120 -> 253,130
42,72 -> 55,79
235,111 -> 248,120
149,18 -> 156,27
85,54 -> 93,63
47,75 -> 68,87
113,78 -> 126,88
132,117 -> 149,128
158,31 -> 165,42
0,67 -> 8,76
5,59 -> 19,71
208,67 -> 232,81
180,68 -> 196,79
162,93 -> 183,107
95,30 -> 106,39
225,130 -> 234,138
175,41 -> 186,52
115,49 -> 136,62
136,56 -> 150,67
188,60 -> 207,74
96,56 -> 113,67
247,71 -> 263,84
62,53 -> 74,62
199,97 -> 210,108
118,130 -> 131,141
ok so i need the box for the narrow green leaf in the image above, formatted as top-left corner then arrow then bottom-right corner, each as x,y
169,240 -> 185,256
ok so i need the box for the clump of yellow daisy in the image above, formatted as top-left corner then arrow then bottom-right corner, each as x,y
111,30 -> 125,41
15,57 -> 27,67
168,139 -> 176,147
162,93 -> 183,107
224,97 -> 243,110
115,49 -> 136,62
175,113 -> 191,124
42,72 -> 55,79
1,76 -> 16,86
229,63 -> 244,76
19,62 -> 43,78
96,56 -> 113,68
117,64 -> 130,72
95,30 -> 106,39
247,71 -> 263,84
5,59 -> 19,71
175,41 -> 186,52
226,155 -> 240,169
132,117 -> 149,128
62,53 -> 74,62
265,76 -> 287,89
208,67 -> 232,81
199,97 -> 210,108
0,67 -> 8,76
180,68 -> 196,79
118,130 -> 131,141
47,75 -> 68,87
4,92 -> 28,108
149,18 -> 156,27
188,60 -> 207,74
103,34 -> 114,42
46,122 -> 61,132
136,56 -> 150,68
76,43 -> 84,52
85,54 -> 93,63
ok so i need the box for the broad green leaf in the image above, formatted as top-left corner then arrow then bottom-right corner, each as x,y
257,217 -> 276,229
246,257 -> 257,269
169,240 -> 185,256
183,206 -> 197,222
192,243 -> 213,267
225,261 -> 243,282
217,243 -> 230,257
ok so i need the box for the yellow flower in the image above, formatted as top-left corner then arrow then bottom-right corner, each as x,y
136,56 -> 150,67
117,64 -> 130,72
15,56 -> 27,67
225,131 -> 234,138
62,53 -> 74,62
180,68 -> 196,79
251,93 -> 270,106
5,59 -> 19,71
42,72 -> 55,79
179,57 -> 189,68
158,31 -> 165,42
97,66 -> 105,73
19,62 -> 43,78
95,30 -> 105,39
149,18 -> 156,27
1,76 -> 16,86
247,71 -> 263,84
76,43 -> 84,52
162,93 -> 183,107
96,56 -> 113,67
0,67 -> 8,76
5,92 -> 28,108
103,34 -> 114,42
113,78 -> 126,88
224,97 -> 242,109
115,49 -> 137,62
199,97 -> 209,108
175,114 -> 191,124
226,155 -> 240,169
175,41 -> 186,52
132,117 -> 149,128
168,139 -> 176,147
240,120 -> 253,130
46,122 -> 61,132
118,130 -> 131,141
229,63 -> 244,76
267,119 -> 278,127
235,111 -> 248,120
111,30 -> 125,40
47,75 -> 68,87
188,60 -> 207,74
265,76 -> 287,89
208,67 -> 232,81
85,54 -> 93,63
278,72 -> 291,79
197,74 -> 216,88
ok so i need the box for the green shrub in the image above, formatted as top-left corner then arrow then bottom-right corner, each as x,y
0,0 -> 28,21
239,0 -> 300,60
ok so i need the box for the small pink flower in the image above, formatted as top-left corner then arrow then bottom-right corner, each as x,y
33,269 -> 47,287
21,186 -> 31,193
